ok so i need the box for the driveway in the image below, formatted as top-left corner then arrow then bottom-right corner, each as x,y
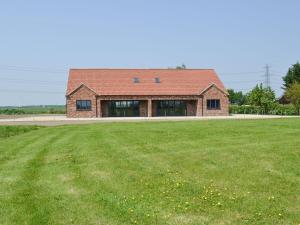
0,114 -> 298,126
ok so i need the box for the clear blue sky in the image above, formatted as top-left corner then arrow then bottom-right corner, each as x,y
0,0 -> 299,106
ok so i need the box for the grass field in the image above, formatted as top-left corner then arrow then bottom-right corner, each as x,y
0,105 -> 65,115
0,119 -> 299,225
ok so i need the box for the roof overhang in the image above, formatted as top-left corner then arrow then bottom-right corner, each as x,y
199,83 -> 229,96
66,83 -> 98,96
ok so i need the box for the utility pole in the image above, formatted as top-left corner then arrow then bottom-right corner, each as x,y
264,64 -> 270,88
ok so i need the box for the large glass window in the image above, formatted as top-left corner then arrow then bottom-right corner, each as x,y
207,99 -> 220,110
156,100 -> 187,116
108,100 -> 140,117
76,100 -> 91,111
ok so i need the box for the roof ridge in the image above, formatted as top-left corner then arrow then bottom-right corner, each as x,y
69,68 -> 215,71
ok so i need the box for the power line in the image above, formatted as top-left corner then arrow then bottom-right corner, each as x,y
0,89 -> 65,94
0,77 -> 66,85
219,71 -> 264,76
0,65 -> 67,73
0,81 -> 66,88
0,68 -> 67,74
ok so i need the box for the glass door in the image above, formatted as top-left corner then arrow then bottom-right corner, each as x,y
108,100 -> 140,117
156,100 -> 187,116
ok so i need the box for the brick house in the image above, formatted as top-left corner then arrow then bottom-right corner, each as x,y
66,69 -> 229,118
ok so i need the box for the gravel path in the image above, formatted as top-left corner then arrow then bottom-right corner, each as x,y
0,114 -> 298,126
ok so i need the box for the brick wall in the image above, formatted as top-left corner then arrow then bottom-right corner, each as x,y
202,86 -> 229,116
187,100 -> 197,116
139,100 -> 148,117
66,87 -> 229,117
101,101 -> 109,117
152,101 -> 157,116
66,86 -> 97,118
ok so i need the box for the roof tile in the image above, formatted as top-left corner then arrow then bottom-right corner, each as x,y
67,69 -> 226,96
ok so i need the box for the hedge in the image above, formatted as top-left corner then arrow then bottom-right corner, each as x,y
229,104 -> 298,115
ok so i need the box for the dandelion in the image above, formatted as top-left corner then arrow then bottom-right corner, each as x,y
268,196 -> 275,200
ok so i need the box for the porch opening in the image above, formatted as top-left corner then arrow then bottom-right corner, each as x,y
107,100 -> 140,117
155,100 -> 187,116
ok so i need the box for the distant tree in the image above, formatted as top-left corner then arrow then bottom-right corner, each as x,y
247,84 -> 276,113
176,64 -> 187,69
286,82 -> 300,115
228,89 -> 246,105
283,62 -> 300,89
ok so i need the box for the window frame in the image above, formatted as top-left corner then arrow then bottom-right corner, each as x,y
76,100 -> 92,111
133,77 -> 140,83
206,99 -> 221,110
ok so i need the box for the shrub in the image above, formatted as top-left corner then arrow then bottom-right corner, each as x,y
229,104 -> 298,115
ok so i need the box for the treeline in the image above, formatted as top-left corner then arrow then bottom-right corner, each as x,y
229,62 -> 300,115
0,105 -> 65,115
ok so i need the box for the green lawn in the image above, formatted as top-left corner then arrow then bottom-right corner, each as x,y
0,126 -> 40,139
0,119 -> 299,225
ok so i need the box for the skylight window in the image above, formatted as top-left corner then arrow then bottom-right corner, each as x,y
133,77 -> 140,83
155,77 -> 160,83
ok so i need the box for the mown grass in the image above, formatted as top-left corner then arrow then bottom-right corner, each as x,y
0,119 -> 299,225
0,126 -> 40,139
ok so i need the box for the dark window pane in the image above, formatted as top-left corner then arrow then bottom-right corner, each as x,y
108,100 -> 140,117
82,101 -> 87,108
216,100 -> 220,109
212,100 -> 216,108
156,100 -> 187,116
207,99 -> 221,110
133,77 -> 140,83
76,100 -> 91,111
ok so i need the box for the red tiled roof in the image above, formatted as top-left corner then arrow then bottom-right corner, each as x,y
66,69 -> 227,96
